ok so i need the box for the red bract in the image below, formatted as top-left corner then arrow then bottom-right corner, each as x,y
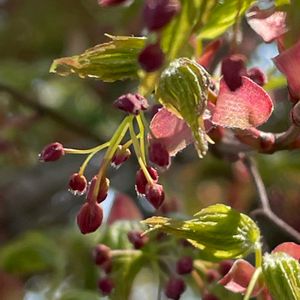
76,202 -> 103,234
98,0 -> 128,7
98,277 -> 114,295
135,167 -> 158,195
39,142 -> 64,162
149,140 -> 170,168
246,6 -> 287,43
127,230 -> 149,249
143,0 -> 181,31
164,277 -> 186,300
93,244 -> 111,266
114,93 -> 149,115
273,40 -> 300,100
176,256 -> 193,275
69,173 -> 87,194
145,183 -> 165,209
212,77 -> 273,129
138,43 -> 165,72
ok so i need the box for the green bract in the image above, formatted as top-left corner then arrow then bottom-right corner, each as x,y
156,58 -> 211,158
262,252 -> 300,300
143,204 -> 261,262
50,35 -> 146,82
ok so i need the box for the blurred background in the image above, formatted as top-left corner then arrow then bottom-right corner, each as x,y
1,0 -> 300,299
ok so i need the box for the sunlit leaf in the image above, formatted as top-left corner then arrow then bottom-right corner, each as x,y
50,35 -> 146,82
143,204 -> 261,262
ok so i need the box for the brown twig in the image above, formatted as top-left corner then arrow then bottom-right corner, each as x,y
0,82 -> 102,143
243,155 -> 300,243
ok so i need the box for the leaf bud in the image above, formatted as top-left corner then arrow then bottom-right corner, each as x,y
143,0 -> 181,31
111,145 -> 131,167
69,173 -> 87,195
262,252 -> 300,300
114,93 -> 149,115
145,183 -> 165,209
164,277 -> 186,300
135,167 -> 158,195
76,202 -> 103,234
247,67 -> 267,86
176,256 -> 193,275
138,43 -> 165,72
149,140 -> 170,168
93,244 -> 112,266
127,230 -> 149,249
39,142 -> 64,162
98,277 -> 114,295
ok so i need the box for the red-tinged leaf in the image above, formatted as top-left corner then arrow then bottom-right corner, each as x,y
212,77 -> 273,129
149,108 -> 193,156
273,40 -> 300,99
197,39 -> 223,68
219,259 -> 262,296
246,6 -> 287,43
108,193 -> 142,224
272,242 -> 300,260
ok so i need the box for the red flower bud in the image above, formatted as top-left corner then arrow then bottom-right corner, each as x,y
145,183 -> 165,209
219,260 -> 234,277
69,173 -> 87,195
76,202 -> 103,234
206,269 -> 220,283
98,0 -> 128,6
135,167 -> 158,195
164,277 -> 186,300
149,141 -> 170,168
221,55 -> 247,91
176,256 -> 193,275
98,277 -> 114,295
114,93 -> 149,115
111,145 -> 131,167
39,142 -> 64,162
247,67 -> 267,86
87,176 -> 110,203
138,43 -> 165,72
93,244 -> 111,266
143,0 -> 181,31
127,230 -> 149,249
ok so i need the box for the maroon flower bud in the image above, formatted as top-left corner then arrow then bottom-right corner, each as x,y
114,93 -> 149,115
98,0 -> 128,6
102,260 -> 113,274
247,67 -> 267,86
111,145 -> 131,167
69,173 -> 87,195
221,55 -> 247,91
206,269 -> 220,283
291,100 -> 300,127
87,176 -> 110,203
219,260 -> 234,277
149,141 -> 170,168
138,43 -> 165,72
127,230 -> 149,249
76,202 -> 103,234
164,277 -> 186,300
98,277 -> 114,295
202,293 -> 220,300
143,0 -> 181,31
259,132 -> 275,152
135,167 -> 158,195
145,183 -> 165,209
176,256 -> 193,275
39,142 -> 64,162
93,244 -> 111,266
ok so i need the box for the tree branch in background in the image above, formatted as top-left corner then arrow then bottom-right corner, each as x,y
0,82 -> 102,143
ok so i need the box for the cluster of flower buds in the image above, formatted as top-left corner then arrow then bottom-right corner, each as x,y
92,244 -> 115,296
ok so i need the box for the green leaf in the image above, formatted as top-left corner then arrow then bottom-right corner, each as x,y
0,232 -> 61,276
262,252 -> 300,300
143,204 -> 261,262
156,57 -> 211,158
161,0 -> 202,60
197,0 -> 254,40
50,34 -> 146,82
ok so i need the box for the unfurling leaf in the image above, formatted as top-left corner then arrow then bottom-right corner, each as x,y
50,35 -> 146,82
156,58 -> 211,158
143,204 -> 261,262
262,252 -> 300,300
